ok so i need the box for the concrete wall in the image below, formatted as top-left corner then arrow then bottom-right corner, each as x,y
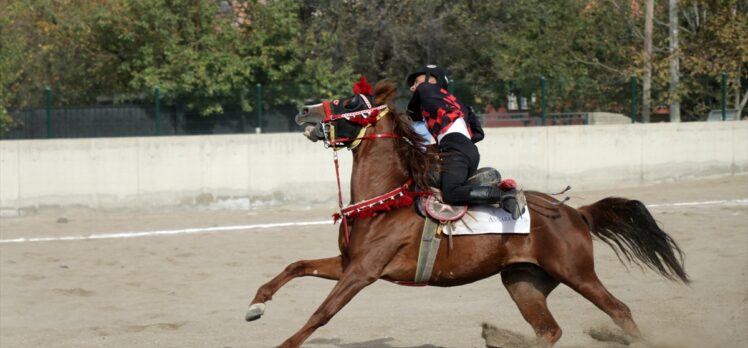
477,121 -> 747,192
1,121 -> 746,214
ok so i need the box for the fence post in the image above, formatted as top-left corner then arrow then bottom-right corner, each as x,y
154,86 -> 161,135
255,83 -> 263,134
721,72 -> 727,121
45,86 -> 52,138
540,76 -> 546,125
629,75 -> 637,123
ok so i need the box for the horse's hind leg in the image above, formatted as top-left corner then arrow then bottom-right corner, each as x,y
247,256 -> 343,321
565,271 -> 641,337
501,264 -> 562,346
542,247 -> 642,338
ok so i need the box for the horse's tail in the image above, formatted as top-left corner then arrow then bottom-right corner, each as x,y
577,197 -> 690,284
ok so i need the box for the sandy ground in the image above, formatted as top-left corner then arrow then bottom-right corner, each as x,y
1,175 -> 746,348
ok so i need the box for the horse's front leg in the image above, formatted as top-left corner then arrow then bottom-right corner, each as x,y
278,260 -> 381,348
246,256 -> 344,322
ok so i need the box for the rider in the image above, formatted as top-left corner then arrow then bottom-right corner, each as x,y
406,65 -> 522,219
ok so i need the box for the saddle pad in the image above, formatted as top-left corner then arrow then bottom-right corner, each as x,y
449,205 -> 531,235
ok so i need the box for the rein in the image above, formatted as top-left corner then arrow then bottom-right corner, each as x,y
322,99 -> 416,244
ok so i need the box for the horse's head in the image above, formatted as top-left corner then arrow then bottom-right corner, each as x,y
295,77 -> 397,147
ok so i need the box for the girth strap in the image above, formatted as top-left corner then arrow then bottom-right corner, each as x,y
414,217 -> 443,284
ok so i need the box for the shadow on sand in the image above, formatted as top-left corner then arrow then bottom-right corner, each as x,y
307,337 -> 446,348
306,323 -> 644,348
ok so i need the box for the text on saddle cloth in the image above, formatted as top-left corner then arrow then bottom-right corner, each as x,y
449,205 -> 531,235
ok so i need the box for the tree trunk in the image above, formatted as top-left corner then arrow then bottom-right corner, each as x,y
643,0 -> 654,123
668,0 -> 680,122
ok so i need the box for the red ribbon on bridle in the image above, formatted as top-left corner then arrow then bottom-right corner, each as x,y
322,97 -> 388,126
319,95 -> 417,245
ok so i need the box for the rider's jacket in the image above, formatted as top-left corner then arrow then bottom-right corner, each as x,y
407,83 -> 472,143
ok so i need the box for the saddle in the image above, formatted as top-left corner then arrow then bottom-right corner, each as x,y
412,167 -> 523,285
417,167 -> 507,221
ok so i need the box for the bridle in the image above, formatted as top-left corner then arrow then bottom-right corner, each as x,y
319,94 -> 397,150
315,94 -> 416,245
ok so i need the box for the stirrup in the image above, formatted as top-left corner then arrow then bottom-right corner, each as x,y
502,190 -> 526,220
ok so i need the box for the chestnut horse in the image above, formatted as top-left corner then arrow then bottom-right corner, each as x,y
246,80 -> 689,347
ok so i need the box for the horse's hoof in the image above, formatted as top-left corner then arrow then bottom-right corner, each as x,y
245,303 -> 266,322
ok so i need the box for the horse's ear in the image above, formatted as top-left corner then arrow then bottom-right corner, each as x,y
373,80 -> 397,105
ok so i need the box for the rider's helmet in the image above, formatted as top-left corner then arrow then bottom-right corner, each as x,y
406,64 -> 450,89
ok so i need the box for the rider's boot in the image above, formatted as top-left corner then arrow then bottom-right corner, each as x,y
468,186 -> 523,220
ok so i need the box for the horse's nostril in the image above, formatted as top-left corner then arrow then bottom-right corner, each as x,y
302,107 -> 309,115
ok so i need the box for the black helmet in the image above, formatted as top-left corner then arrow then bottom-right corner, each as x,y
406,64 -> 450,89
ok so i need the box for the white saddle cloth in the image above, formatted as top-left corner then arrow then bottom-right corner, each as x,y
448,205 -> 531,235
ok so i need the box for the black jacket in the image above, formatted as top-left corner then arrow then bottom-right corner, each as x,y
407,83 -> 483,143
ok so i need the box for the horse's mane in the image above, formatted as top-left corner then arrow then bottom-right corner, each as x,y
389,110 -> 439,190
371,80 -> 438,190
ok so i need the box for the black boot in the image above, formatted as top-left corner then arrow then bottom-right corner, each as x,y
468,186 -> 523,220
467,186 -> 503,204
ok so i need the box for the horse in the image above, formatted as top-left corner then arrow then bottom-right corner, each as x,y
245,79 -> 689,348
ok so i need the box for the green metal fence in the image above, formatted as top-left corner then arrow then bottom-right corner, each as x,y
2,84 -> 302,140
473,73 -> 737,125
2,73 -> 737,140
453,74 -> 640,125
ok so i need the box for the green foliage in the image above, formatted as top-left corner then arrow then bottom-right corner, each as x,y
680,0 -> 748,119
0,12 -> 23,131
91,0 -> 275,114
2,0 -> 356,118
297,0 -> 645,113
1,0 -> 745,124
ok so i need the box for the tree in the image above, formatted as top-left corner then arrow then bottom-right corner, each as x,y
3,0 -> 743,126
6,1 -> 121,106
453,0 -> 643,113
680,0 -> 747,119
91,0 -> 278,114
0,11 -> 26,131
2,0 -> 111,130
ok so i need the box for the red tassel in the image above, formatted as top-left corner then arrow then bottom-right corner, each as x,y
399,193 -> 414,207
335,185 -> 417,222
499,179 -> 517,190
353,75 -> 373,96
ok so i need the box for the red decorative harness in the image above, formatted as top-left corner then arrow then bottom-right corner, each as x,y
332,179 -> 416,223
321,97 -> 420,244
